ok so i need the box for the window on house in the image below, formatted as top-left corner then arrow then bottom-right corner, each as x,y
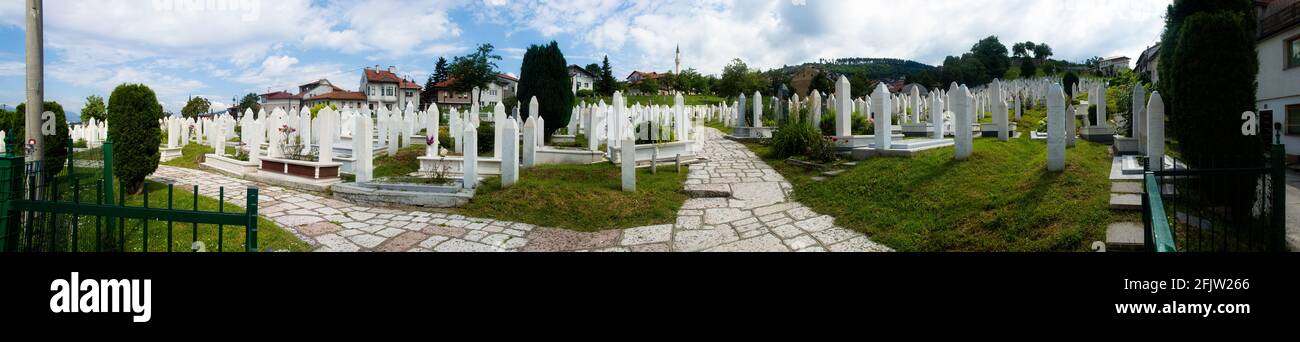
1287,105 -> 1300,135
1289,36 -> 1300,69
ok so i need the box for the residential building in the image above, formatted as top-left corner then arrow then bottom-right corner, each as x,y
1135,44 -> 1160,85
303,90 -> 368,110
361,66 -> 422,112
1256,0 -> 1300,158
1097,56 -> 1131,76
626,71 -> 669,95
259,91 -> 302,113
569,65 -> 596,94
432,74 -> 517,109
481,74 -> 518,107
298,79 -> 346,99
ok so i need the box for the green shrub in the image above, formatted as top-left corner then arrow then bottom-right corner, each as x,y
1087,105 -> 1097,126
476,122 -> 496,156
8,102 -> 70,178
74,139 -> 87,148
819,110 -> 874,136
576,89 -> 594,98
1062,72 -> 1079,98
107,84 -> 164,194
771,121 -> 830,161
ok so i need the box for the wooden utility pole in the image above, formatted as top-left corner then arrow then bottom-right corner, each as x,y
25,0 -> 43,164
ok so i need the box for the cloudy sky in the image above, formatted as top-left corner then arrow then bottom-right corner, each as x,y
0,0 -> 1171,118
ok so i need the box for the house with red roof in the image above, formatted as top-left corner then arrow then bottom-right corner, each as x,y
361,65 -> 423,112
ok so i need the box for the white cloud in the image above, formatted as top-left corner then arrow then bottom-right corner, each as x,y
302,0 -> 466,57
233,55 -> 354,95
0,61 -> 23,76
482,0 -> 1171,77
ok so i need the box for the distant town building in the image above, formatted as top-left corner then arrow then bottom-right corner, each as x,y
258,91 -> 301,113
1135,44 -> 1160,85
790,65 -> 822,97
569,65 -> 596,94
432,73 -> 518,109
361,66 -> 422,112
1256,0 -> 1300,158
1097,56 -> 1131,76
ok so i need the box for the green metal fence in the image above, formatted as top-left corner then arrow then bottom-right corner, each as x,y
0,139 -> 259,252
1142,129 -> 1288,253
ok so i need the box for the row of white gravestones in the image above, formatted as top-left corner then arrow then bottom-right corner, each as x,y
1047,85 -> 1068,171
992,79 -> 1010,141
872,82 -> 892,151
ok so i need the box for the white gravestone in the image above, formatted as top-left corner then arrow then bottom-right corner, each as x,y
463,116 -> 479,189
353,115 -> 373,182
1146,92 -> 1165,172
836,76 -> 852,137
873,83 -> 892,151
1047,85 -> 1067,172
501,116 -> 519,187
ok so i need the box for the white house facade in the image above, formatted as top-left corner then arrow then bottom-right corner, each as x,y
1257,0 -> 1300,158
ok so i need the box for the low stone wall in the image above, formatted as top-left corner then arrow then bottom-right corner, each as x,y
607,141 -> 695,164
332,181 -> 475,208
536,147 -> 605,165
418,156 -> 503,176
201,154 -> 258,178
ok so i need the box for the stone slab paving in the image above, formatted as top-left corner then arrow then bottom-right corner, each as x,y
146,128 -> 890,252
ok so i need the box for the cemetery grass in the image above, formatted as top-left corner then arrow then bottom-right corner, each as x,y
459,163 -> 688,232
161,143 -> 235,170
50,169 -> 309,252
372,145 -> 426,179
745,108 -> 1137,251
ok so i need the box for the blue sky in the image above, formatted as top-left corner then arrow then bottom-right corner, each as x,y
0,0 -> 1171,119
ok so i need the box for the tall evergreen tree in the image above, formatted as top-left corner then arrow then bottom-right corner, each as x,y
516,41 -> 576,140
598,55 -> 616,96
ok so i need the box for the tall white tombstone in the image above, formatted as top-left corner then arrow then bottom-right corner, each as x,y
872,83 -> 892,151
621,134 -> 636,192
737,93 -> 747,128
811,91 -> 822,127
387,112 -> 400,157
451,108 -> 463,154
1133,83 -> 1147,154
463,117 -> 479,189
931,92 -> 945,139
1146,92 -> 1165,172
248,122 -> 263,166
426,103 -> 441,158
752,91 -> 762,128
268,109 -> 287,158
494,97 -> 510,157
993,79 -> 1009,141
317,107 -> 336,163
910,85 -> 922,124
522,113 -> 537,168
501,116 -> 519,187
1047,85 -> 1067,172
1096,84 -> 1109,128
952,83 -> 972,160
836,76 -> 852,136
353,115 -> 373,182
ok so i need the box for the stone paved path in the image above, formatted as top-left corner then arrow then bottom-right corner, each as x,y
147,128 -> 890,252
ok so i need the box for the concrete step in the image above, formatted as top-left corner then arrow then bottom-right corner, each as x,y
1110,193 -> 1142,211
1111,182 -> 1143,194
683,183 -> 731,198
821,170 -> 846,178
1106,222 -> 1145,252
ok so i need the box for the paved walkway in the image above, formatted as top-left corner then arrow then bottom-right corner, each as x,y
147,128 -> 890,252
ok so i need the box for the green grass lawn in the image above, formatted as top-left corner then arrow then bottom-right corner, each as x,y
744,110 -> 1134,251
161,143 -> 234,169
459,163 -> 688,232
373,145 -> 427,178
39,168 -> 310,252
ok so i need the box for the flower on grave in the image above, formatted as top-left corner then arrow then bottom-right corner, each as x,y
426,135 -> 438,146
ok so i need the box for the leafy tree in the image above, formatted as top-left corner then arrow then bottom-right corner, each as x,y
970,36 -> 1010,82
717,59 -> 769,98
448,43 -> 503,96
637,78 -> 661,96
1084,56 -> 1103,70
598,55 -> 617,96
515,41 -> 576,140
1157,0 -> 1255,108
1018,57 -> 1038,79
764,68 -> 791,97
1063,72 -> 1080,99
237,93 -> 260,117
849,71 -> 875,99
1012,42 -> 1036,58
309,103 -> 338,119
7,101 -> 69,178
81,95 -> 107,123
181,96 -> 211,119
584,63 -> 601,83
809,69 -> 834,97
107,84 -> 164,194
1032,44 -> 1054,61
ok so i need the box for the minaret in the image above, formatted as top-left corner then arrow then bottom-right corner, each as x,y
674,45 -> 681,75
